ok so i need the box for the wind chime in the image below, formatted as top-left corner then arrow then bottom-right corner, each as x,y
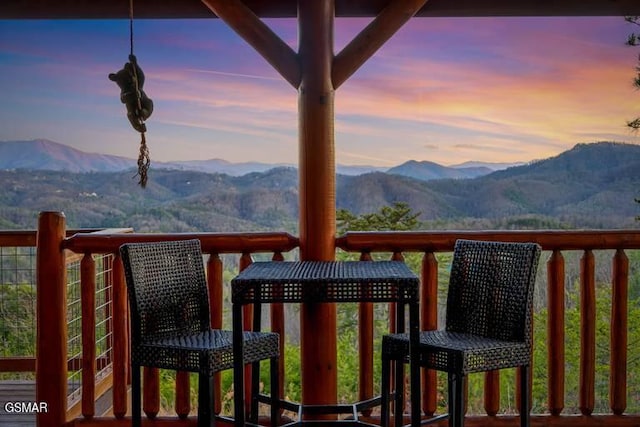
109,0 -> 153,187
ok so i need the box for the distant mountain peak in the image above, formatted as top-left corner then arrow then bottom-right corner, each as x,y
387,159 -> 492,181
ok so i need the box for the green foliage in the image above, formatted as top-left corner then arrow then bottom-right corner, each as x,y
625,16 -> 640,131
0,283 -> 36,357
337,202 -> 420,234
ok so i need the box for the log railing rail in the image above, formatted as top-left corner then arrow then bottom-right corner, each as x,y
336,230 -> 640,427
24,213 -> 640,427
35,211 -> 299,427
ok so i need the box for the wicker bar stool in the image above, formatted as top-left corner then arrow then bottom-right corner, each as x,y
120,239 -> 280,427
381,239 -> 541,427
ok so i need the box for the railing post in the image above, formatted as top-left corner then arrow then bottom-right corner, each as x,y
271,252 -> 286,408
421,252 -> 438,416
112,253 -> 128,418
207,252 -> 224,415
36,211 -> 68,427
240,252 -> 254,416
484,370 -> 500,416
580,249 -> 596,416
81,254 -> 96,419
547,249 -> 565,415
358,251 -> 374,410
610,249 -> 628,415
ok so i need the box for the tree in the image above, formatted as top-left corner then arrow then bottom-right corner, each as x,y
626,16 -> 640,131
336,202 -> 420,234
625,16 -> 640,218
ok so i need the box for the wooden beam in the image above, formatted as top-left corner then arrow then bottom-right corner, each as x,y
333,0 -> 428,89
200,0 -> 300,88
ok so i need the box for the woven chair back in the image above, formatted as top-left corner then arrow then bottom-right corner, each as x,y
445,239 -> 541,344
120,239 -> 211,344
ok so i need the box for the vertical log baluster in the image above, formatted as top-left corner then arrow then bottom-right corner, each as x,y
80,254 -> 96,419
175,371 -> 191,419
421,252 -> 438,416
143,367 -> 159,419
484,371 -> 500,416
391,252 -> 406,415
579,249 -> 595,416
547,249 -> 565,415
358,251 -> 374,413
610,249 -> 628,415
271,252 -> 286,411
207,252 -> 224,415
112,254 -> 128,418
239,252 -> 254,416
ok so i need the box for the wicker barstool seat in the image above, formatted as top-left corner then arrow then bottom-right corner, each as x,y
383,331 -> 530,374
120,239 -> 280,427
134,329 -> 279,374
381,239 -> 541,427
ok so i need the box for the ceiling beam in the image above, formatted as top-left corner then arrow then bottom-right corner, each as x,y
200,0 -> 300,88
1,0 -> 639,20
333,0 -> 429,89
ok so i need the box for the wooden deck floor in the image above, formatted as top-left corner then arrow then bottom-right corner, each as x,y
0,381 -> 36,427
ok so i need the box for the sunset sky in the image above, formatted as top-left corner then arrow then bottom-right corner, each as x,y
0,16 -> 639,167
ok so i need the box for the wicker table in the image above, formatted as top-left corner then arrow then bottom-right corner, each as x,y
231,260 -> 421,426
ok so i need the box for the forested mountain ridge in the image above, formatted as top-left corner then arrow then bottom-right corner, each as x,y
0,139 -> 511,177
1,141 -> 639,231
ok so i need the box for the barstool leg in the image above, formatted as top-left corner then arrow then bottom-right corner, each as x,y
198,373 -> 214,427
132,363 -> 141,427
394,360 -> 405,427
455,374 -> 465,427
271,356 -> 280,427
381,356 -> 391,427
447,373 -> 455,427
250,361 -> 260,424
520,365 -> 530,427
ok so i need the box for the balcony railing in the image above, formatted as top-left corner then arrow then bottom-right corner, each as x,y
1,212 -> 639,427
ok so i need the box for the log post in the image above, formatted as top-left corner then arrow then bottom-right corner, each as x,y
36,211 -> 68,427
298,0 -> 338,412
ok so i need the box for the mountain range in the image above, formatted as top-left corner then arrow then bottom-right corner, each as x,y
0,139 -> 520,179
1,140 -> 638,232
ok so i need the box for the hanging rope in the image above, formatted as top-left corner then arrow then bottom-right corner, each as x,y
108,0 -> 153,187
129,0 -> 150,187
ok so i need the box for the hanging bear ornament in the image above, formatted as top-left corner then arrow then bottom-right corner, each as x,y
109,54 -> 153,133
109,54 -> 153,188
